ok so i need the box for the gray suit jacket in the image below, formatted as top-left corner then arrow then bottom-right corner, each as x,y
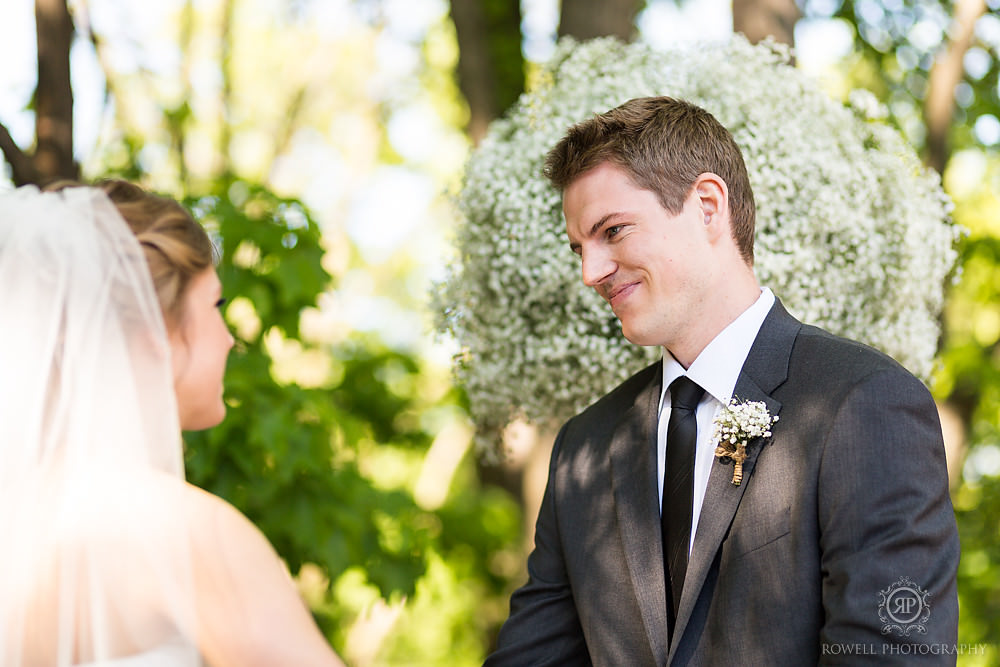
486,300 -> 959,666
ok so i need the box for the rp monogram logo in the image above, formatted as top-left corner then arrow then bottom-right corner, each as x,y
878,576 -> 931,637
893,595 -> 917,617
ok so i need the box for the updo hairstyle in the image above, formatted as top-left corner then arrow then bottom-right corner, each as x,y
47,179 -> 215,327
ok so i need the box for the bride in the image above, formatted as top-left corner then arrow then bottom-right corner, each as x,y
0,182 -> 345,665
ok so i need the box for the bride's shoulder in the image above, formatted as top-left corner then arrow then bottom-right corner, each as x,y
173,481 -> 287,569
176,482 -> 269,542
177,480 -> 247,521
165,482 -> 346,665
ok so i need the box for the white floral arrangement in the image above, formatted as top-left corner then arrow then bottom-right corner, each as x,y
712,399 -> 779,486
433,35 -> 960,457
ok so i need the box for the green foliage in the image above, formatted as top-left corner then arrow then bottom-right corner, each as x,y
936,190 -> 1000,665
172,179 -> 519,662
183,182 -> 432,595
320,464 -> 521,665
954,476 -> 1000,660
813,0 -> 1000,155
937,236 -> 1000,418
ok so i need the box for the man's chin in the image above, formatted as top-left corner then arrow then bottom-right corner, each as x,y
619,322 -> 658,348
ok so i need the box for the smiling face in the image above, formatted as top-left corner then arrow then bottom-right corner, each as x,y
168,269 -> 234,431
564,161 -> 718,358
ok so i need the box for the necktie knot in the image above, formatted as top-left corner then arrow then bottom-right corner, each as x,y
669,376 -> 704,413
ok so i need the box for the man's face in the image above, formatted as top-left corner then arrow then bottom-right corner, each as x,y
564,162 -> 712,351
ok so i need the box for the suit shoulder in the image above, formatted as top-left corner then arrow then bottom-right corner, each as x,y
791,323 -> 925,390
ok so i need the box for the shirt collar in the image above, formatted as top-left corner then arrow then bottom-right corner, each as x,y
660,288 -> 775,409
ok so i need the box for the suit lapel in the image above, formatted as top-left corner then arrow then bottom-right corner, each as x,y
609,362 -> 670,665
668,300 -> 801,659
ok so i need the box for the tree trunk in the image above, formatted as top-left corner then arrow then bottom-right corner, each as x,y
732,0 -> 799,47
0,0 -> 78,186
557,0 -> 644,41
448,0 -> 524,144
924,0 -> 986,176
33,0 -> 78,184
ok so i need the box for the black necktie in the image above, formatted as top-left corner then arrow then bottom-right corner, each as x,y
662,375 -> 704,635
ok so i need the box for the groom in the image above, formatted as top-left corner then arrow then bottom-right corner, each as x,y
485,97 -> 959,665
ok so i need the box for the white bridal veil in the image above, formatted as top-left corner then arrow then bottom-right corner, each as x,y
0,186 -> 200,665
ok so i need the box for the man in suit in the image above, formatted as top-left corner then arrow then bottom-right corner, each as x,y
485,97 -> 960,665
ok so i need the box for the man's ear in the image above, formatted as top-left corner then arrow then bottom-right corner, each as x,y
693,173 -> 729,241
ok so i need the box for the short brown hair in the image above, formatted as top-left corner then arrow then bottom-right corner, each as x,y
544,96 -> 756,264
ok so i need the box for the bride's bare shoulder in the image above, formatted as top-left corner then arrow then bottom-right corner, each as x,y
170,483 -> 345,666
174,481 -> 277,556
178,481 -> 250,525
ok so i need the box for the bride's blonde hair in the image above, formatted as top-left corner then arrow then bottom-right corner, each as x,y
47,179 -> 215,327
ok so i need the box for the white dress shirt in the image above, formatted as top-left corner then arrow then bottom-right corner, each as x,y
657,287 -> 775,555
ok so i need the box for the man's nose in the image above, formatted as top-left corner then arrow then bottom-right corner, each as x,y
581,247 -> 616,287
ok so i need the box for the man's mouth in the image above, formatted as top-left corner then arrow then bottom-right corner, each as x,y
605,281 -> 638,307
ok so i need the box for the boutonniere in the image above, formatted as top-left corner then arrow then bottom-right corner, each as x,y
712,398 -> 778,486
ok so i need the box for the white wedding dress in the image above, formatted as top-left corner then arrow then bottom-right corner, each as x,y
79,643 -> 202,667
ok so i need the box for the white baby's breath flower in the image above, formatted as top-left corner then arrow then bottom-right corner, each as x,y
432,36 -> 960,460
712,399 -> 779,486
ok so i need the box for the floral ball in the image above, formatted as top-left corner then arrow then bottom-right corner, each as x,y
434,36 -> 960,456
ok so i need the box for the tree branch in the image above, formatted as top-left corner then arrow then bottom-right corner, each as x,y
0,121 -> 39,185
165,0 -> 196,189
270,86 -> 309,168
218,0 -> 236,178
732,0 -> 799,49
924,0 -> 986,175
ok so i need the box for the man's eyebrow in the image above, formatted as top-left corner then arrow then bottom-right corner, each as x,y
568,212 -> 626,253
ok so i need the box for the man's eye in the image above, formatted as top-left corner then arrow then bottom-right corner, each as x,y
606,225 -> 623,238
215,297 -> 228,309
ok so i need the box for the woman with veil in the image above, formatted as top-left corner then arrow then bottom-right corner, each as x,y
0,181 -> 345,665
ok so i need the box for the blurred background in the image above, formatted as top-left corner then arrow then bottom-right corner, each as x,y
1,0 -> 998,664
